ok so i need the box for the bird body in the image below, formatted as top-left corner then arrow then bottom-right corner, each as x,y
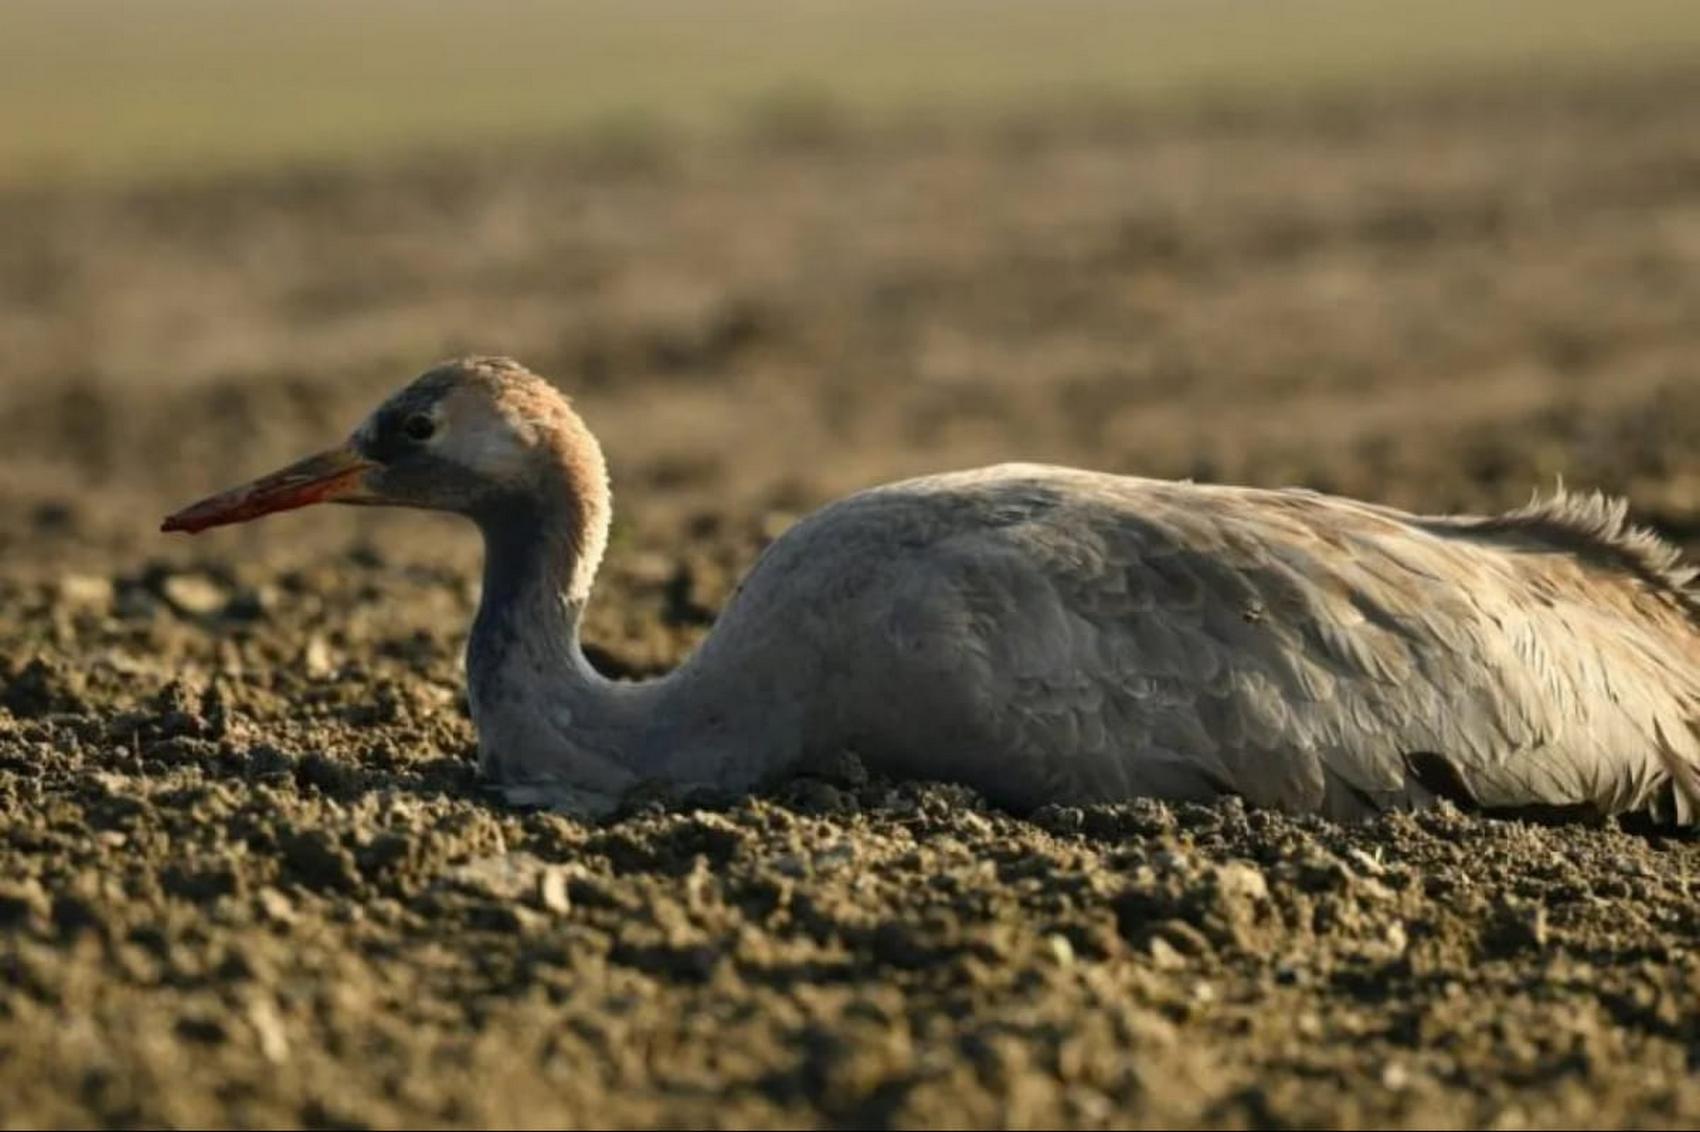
163,358 -> 1700,824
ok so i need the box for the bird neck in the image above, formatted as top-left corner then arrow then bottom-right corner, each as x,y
473,423 -> 611,650
530,409 -> 612,609
474,496 -> 598,644
465,428 -> 651,802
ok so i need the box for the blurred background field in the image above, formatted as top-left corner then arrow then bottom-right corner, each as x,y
4,0 -> 1700,186
5,4 -> 1700,1127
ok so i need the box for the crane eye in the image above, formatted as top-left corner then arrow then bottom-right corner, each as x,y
403,413 -> 437,442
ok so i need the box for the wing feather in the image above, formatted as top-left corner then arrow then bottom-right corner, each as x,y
859,470 -> 1700,824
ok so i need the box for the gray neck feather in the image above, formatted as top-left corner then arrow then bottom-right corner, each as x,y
459,438 -> 795,807
465,486 -> 654,795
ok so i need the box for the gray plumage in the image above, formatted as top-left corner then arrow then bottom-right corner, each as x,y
162,358 -> 1700,825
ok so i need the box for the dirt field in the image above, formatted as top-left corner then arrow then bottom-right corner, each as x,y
4,67 -> 1700,1127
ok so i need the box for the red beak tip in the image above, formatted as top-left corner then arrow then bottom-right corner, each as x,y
161,511 -> 208,535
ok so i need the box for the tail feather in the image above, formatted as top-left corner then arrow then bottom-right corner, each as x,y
1651,717 -> 1700,826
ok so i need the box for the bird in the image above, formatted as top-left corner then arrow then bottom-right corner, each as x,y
161,356 -> 1700,825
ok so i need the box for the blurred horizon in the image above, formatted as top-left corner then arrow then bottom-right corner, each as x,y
5,0 -> 1700,188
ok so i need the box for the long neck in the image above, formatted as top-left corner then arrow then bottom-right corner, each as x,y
474,411 -> 610,652
461,406 -> 809,807
464,424 -> 654,798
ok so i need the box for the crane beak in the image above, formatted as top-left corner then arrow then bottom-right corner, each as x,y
160,443 -> 381,534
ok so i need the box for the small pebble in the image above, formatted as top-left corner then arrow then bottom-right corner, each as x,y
160,573 -> 229,617
537,868 -> 571,915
